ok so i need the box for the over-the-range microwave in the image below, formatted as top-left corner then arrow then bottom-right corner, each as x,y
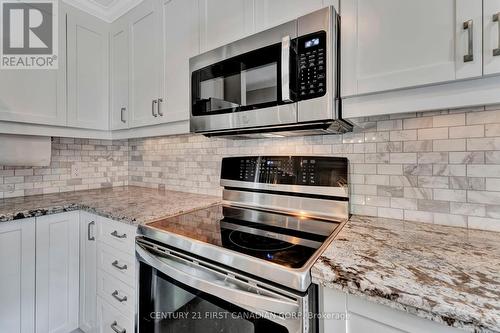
189,6 -> 352,138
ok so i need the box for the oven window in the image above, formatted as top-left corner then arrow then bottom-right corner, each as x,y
139,262 -> 289,333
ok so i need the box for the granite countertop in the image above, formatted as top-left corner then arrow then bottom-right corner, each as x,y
312,215 -> 500,333
0,186 -> 222,225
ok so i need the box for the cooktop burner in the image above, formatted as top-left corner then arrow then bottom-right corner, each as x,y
146,204 -> 340,269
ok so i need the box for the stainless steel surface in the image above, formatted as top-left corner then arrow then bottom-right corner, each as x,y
112,260 -> 128,270
464,19 -> 474,62
120,107 -> 126,123
223,188 -> 349,222
138,216 -> 346,292
220,179 -> 348,197
157,98 -> 164,116
112,290 -> 128,303
494,13 -> 500,56
87,220 -> 95,241
281,35 -> 292,102
111,230 -> 127,239
151,99 -> 158,117
136,239 -> 307,332
111,321 -> 126,333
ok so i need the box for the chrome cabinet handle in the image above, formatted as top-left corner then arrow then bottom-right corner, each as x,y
110,230 -> 127,239
112,290 -> 128,302
112,260 -> 128,270
493,13 -> 500,56
463,19 -> 474,62
152,99 -> 158,117
281,35 -> 292,102
87,221 -> 95,241
110,321 -> 126,333
120,107 -> 126,123
157,98 -> 164,116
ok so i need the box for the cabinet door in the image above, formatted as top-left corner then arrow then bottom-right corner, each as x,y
341,0 -> 482,97
0,219 -> 35,333
67,9 -> 109,130
199,0 -> 254,52
110,17 -> 130,130
36,212 -> 80,333
159,0 -> 199,124
79,212 -> 98,333
254,0 -> 325,32
484,0 -> 500,75
0,11 -> 66,126
129,0 -> 162,128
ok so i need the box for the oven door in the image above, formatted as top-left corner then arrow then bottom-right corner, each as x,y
136,240 -> 313,333
190,21 -> 298,133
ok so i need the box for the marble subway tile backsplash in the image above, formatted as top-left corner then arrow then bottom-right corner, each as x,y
0,137 -> 128,198
129,107 -> 500,232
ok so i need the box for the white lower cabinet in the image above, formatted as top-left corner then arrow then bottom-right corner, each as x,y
97,297 -> 134,333
80,212 -> 98,333
0,219 -> 36,333
321,287 -> 462,333
36,212 -> 80,333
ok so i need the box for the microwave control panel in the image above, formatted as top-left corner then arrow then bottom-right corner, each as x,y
297,31 -> 327,101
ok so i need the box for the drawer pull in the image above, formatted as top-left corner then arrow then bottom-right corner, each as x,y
112,290 -> 128,303
111,321 -> 126,333
112,260 -> 128,270
111,230 -> 127,239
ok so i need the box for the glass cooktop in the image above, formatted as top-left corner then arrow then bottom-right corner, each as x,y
146,204 -> 340,268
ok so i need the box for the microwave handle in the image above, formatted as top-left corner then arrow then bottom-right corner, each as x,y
281,35 -> 292,103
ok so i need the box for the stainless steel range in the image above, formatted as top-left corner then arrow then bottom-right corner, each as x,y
136,156 -> 349,333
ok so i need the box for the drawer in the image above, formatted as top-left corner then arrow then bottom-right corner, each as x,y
97,242 -> 135,286
97,217 -> 136,254
97,297 -> 134,333
97,269 -> 135,315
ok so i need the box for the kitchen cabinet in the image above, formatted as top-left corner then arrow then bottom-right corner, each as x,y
110,17 -> 130,130
35,211 -> 80,333
341,0 -> 482,97
0,219 -> 36,333
321,287 -> 462,333
79,212 -> 98,333
129,0 -> 163,128
67,8 -> 110,130
484,0 -> 500,75
199,0 -> 254,52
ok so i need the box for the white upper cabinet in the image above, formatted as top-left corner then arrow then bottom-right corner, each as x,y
0,10 -> 66,126
0,219 -> 36,333
159,0 -> 199,123
110,17 -> 130,130
341,0 -> 483,97
35,212 -> 80,333
484,0 -> 500,75
199,0 -> 254,52
254,0 -> 328,32
67,8 -> 110,130
129,0 -> 163,128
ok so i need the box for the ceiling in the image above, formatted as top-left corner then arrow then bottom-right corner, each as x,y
62,0 -> 144,23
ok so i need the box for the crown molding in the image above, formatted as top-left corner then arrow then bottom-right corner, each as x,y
62,0 -> 143,23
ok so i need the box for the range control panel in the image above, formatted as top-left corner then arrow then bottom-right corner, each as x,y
221,156 -> 347,187
297,31 -> 327,101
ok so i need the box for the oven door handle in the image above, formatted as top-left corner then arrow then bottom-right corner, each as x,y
136,244 -> 299,314
281,35 -> 292,103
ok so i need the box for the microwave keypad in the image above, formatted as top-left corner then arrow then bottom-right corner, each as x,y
298,31 -> 327,101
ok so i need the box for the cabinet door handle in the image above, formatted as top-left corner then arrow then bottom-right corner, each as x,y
110,230 -> 127,239
87,221 -> 95,241
112,290 -> 128,302
158,98 -> 164,116
112,260 -> 128,270
110,321 -> 126,333
120,107 -> 126,123
152,99 -> 158,117
463,19 -> 474,62
493,13 -> 500,56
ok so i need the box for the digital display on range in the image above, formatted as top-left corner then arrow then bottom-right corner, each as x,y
304,38 -> 320,48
